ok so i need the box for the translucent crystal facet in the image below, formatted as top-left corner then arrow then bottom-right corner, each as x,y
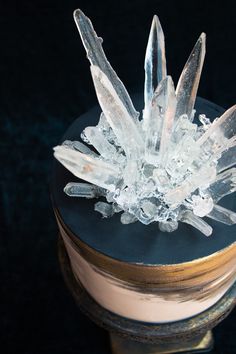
53,9 -> 236,237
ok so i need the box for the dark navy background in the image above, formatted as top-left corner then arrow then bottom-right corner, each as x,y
1,1 -> 236,353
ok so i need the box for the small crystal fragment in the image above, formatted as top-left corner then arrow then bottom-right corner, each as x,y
207,204 -> 236,225
120,212 -> 137,224
197,105 -> 236,153
63,140 -> 98,157
64,182 -> 104,198
159,220 -> 178,232
217,145 -> 236,173
53,9 -> 236,237
145,76 -> 177,166
143,15 -> 166,126
176,33 -> 206,120
165,164 -> 216,206
94,201 -> 114,218
179,210 -> 212,236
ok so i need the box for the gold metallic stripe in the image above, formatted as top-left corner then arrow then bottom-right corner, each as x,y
62,229 -> 236,302
54,207 -> 236,290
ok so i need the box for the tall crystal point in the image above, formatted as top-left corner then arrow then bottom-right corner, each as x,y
145,76 -> 176,165
176,33 -> 206,120
144,15 -> 167,127
53,9 -> 236,237
74,9 -> 139,121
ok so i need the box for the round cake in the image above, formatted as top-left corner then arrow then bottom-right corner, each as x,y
52,95 -> 236,323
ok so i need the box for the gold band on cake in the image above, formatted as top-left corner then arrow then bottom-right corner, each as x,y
55,207 -> 236,322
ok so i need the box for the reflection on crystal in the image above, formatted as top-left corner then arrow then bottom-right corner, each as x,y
53,9 -> 236,236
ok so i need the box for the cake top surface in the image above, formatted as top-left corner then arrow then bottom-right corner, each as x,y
52,95 -> 236,265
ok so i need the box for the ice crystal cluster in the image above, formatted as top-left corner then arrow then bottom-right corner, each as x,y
54,9 -> 236,236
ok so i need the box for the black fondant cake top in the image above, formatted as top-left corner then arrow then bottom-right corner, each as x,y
52,94 -> 236,265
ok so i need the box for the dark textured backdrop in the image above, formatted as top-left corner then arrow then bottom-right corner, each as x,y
1,1 -> 236,353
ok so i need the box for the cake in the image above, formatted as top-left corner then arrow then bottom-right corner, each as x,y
52,93 -> 236,325
52,9 -> 236,341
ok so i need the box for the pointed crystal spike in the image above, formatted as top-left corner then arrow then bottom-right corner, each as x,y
54,145 -> 120,191
144,15 -> 167,125
179,210 -> 212,236
207,167 -> 236,203
64,182 -> 105,198
90,65 -> 144,159
207,204 -> 236,225
176,33 -> 206,120
74,9 -> 139,121
83,126 -> 118,160
145,76 -> 176,165
217,145 -> 236,172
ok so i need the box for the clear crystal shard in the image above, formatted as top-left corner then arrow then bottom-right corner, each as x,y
53,9 -> 236,237
144,15 -> 166,126
63,140 -> 98,157
74,9 -> 139,121
217,145 -> 236,173
165,163 -> 216,206
90,65 -> 144,159
179,210 -> 212,236
145,76 -> 177,165
120,211 -> 137,224
207,167 -> 236,202
197,105 -> 236,152
54,145 -> 120,190
176,33 -> 206,120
